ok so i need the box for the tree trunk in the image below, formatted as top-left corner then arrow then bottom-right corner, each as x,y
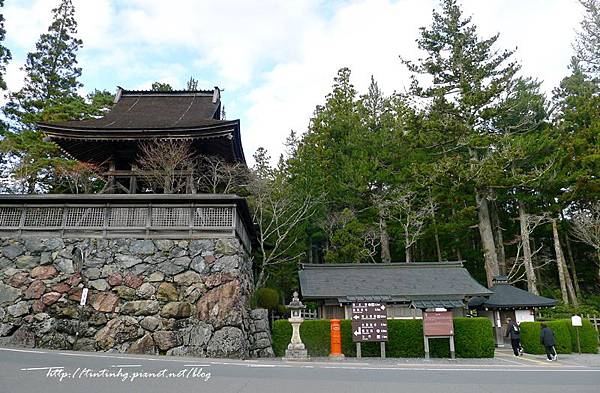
491,201 -> 506,275
518,202 -> 538,294
379,214 -> 391,263
476,191 -> 499,287
551,219 -> 578,306
405,227 -> 411,263
255,268 -> 267,290
563,232 -> 582,299
429,190 -> 442,262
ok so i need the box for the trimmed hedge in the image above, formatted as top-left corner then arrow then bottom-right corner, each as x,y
520,319 -> 598,354
272,317 -> 494,358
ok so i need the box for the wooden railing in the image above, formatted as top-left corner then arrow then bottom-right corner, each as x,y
0,195 -> 253,251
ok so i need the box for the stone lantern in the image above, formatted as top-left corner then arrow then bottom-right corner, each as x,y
284,291 -> 309,360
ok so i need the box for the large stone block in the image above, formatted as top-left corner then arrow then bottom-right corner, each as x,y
123,274 -> 144,289
30,266 -> 58,280
82,267 -> 101,280
157,261 -> 186,276
130,240 -> 156,255
203,272 -> 235,289
89,279 -> 110,291
41,292 -> 62,306
16,255 -> 40,269
183,283 -> 205,303
153,330 -> 182,351
154,240 -> 174,252
206,327 -> 248,358
90,292 -> 119,313
7,301 -> 29,317
211,255 -> 239,273
95,316 -> 142,350
54,258 -> 74,274
7,272 -> 30,288
160,302 -> 192,319
136,283 -> 156,299
140,316 -> 161,332
156,283 -> 178,302
2,244 -> 24,259
173,271 -> 202,286
196,281 -> 243,329
116,254 -> 143,269
215,239 -> 239,256
181,322 -> 213,347
121,300 -> 160,316
0,283 -> 21,306
24,280 -> 45,299
189,240 -> 214,257
9,325 -> 35,347
113,285 -> 136,300
126,333 -> 155,354
190,255 -> 207,274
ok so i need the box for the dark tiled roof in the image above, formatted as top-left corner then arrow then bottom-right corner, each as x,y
36,88 -> 246,164
468,283 -> 558,309
41,89 -> 223,130
298,262 -> 491,303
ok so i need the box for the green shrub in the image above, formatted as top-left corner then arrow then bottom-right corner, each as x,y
520,319 -> 598,354
568,319 -> 599,354
272,317 -> 494,358
253,288 -> 279,310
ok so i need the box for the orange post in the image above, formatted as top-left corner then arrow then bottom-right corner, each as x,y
329,319 -> 344,359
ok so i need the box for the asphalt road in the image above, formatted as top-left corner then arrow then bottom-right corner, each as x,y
1,347 -> 599,393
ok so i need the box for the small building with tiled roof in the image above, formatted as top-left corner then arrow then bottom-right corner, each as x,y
298,262 -> 492,319
468,276 -> 558,346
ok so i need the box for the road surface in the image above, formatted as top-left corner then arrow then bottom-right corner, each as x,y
1,346 -> 599,393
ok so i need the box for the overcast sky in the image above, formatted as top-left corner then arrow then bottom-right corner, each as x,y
3,0 -> 584,164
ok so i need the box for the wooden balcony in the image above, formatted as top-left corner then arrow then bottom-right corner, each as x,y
0,194 -> 254,251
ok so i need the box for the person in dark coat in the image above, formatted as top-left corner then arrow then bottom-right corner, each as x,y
540,323 -> 557,361
505,317 -> 522,356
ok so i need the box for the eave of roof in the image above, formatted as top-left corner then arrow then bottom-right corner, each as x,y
468,283 -> 558,309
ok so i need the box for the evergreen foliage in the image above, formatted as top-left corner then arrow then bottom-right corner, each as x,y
0,0 -> 11,91
271,318 -> 494,358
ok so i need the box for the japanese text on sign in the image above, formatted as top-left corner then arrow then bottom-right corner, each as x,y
351,302 -> 388,342
423,311 -> 454,336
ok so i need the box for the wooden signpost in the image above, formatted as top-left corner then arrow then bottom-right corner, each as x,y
423,310 -> 455,360
351,302 -> 388,358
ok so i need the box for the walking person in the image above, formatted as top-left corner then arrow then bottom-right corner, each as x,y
540,323 -> 557,361
505,317 -> 522,356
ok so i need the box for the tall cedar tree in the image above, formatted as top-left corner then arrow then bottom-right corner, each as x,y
0,0 -> 12,187
575,0 -> 600,77
1,0 -> 112,193
0,0 -> 11,91
402,0 -> 519,286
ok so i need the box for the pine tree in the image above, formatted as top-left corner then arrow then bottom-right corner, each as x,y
0,0 -> 110,193
575,0 -> 600,77
5,0 -> 82,126
403,0 -> 520,286
0,0 -> 11,91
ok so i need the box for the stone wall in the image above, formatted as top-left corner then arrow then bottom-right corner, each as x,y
248,308 -> 275,358
0,237 -> 273,358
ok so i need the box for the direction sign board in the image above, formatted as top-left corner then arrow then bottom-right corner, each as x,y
351,302 -> 388,342
423,310 -> 454,336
